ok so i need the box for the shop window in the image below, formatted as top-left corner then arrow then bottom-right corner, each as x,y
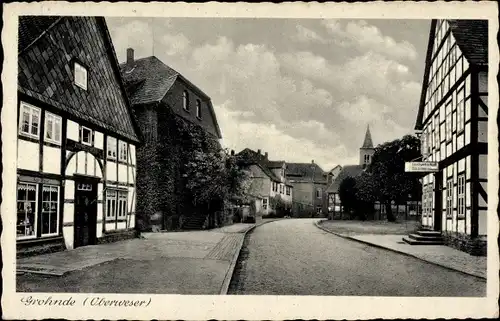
45,112 -> 62,145
17,182 -> 37,239
107,137 -> 117,160
41,185 -> 59,236
19,102 -> 40,139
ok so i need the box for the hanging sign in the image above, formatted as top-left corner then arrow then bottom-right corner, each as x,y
405,161 -> 439,173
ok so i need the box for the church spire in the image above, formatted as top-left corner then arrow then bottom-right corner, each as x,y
361,125 -> 373,149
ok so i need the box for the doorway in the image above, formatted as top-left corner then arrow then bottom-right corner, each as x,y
74,179 -> 98,248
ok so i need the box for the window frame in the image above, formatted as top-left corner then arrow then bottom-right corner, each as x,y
80,126 -> 93,146
74,61 -> 88,90
44,112 -> 62,145
445,99 -> 453,142
118,141 -> 128,162
446,179 -> 453,219
106,189 -> 128,221
41,184 -> 60,237
196,99 -> 202,119
18,102 -> 41,139
182,90 -> 190,111
456,85 -> 466,134
316,188 -> 322,199
262,198 -> 268,210
107,136 -> 117,160
316,206 -> 322,214
457,174 -> 465,219
16,182 -> 38,240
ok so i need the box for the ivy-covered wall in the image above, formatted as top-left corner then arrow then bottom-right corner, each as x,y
133,99 -> 222,231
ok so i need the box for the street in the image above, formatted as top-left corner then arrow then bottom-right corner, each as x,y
228,219 -> 486,296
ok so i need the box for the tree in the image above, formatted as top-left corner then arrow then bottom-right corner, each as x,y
367,135 -> 422,222
354,172 -> 376,220
338,176 -> 358,217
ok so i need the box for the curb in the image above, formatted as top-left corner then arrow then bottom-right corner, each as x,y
314,221 -> 486,281
219,219 -> 278,295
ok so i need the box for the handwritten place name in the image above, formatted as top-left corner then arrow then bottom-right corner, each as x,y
21,296 -> 76,306
20,296 -> 152,308
83,297 -> 151,307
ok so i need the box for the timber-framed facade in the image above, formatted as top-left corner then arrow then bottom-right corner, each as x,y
415,19 -> 488,255
16,16 -> 141,257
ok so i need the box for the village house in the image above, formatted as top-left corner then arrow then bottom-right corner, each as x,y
285,161 -> 328,217
119,49 -> 222,231
236,149 -> 293,217
326,126 -> 373,218
409,19 -> 488,256
16,16 -> 140,257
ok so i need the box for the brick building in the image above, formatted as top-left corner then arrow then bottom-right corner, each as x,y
120,50 -> 222,231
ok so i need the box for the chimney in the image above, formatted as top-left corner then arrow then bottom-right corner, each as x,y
126,48 -> 134,65
230,149 -> 235,156
257,149 -> 261,154
264,152 -> 268,159
312,160 -> 315,164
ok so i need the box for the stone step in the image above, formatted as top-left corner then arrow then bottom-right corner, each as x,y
408,233 -> 443,242
416,230 -> 442,237
402,236 -> 444,245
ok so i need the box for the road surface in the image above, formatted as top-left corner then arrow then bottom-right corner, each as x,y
228,219 -> 485,296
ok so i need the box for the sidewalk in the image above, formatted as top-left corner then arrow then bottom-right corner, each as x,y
316,220 -> 487,280
17,221 -> 272,294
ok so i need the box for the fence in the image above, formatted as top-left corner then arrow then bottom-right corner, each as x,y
329,200 -> 422,221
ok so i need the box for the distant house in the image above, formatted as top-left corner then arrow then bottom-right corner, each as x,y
413,20 -> 488,255
326,165 -> 342,186
236,149 -> 293,216
326,126 -> 374,218
16,17 -> 140,256
120,49 -> 222,231
285,161 -> 328,217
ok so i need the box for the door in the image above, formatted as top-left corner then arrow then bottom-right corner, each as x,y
74,181 -> 98,248
433,172 -> 443,232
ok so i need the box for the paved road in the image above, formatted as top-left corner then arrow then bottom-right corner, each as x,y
228,219 -> 486,296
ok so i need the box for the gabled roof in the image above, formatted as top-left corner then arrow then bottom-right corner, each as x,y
449,20 -> 488,65
120,56 -> 222,138
18,16 -> 140,143
267,160 -> 285,168
415,19 -> 488,130
236,149 -> 290,184
285,162 -> 326,182
361,125 -> 374,149
326,165 -> 364,193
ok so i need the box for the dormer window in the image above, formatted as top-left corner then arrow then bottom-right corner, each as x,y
183,90 -> 189,111
196,99 -> 202,119
74,62 -> 88,90
80,126 -> 92,146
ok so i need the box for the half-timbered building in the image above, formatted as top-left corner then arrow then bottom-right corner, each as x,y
414,19 -> 488,255
16,16 -> 141,256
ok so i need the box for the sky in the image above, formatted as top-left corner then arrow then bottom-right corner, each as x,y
106,17 -> 431,171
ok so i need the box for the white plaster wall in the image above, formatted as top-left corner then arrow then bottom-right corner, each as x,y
466,155 -> 471,179
105,222 -> 116,231
97,203 -> 103,221
76,152 -> 86,175
67,120 -> 79,141
478,120 -> 488,143
478,96 -> 488,118
118,164 -> 128,184
94,131 -> 104,149
107,161 -> 117,181
43,146 -> 61,174
129,145 -> 136,165
457,220 -> 465,233
117,222 -> 127,230
18,140 -> 39,171
96,223 -> 103,238
479,155 -> 488,179
465,97 -> 471,122
128,166 -> 136,185
65,181 -> 74,200
465,182 -> 471,207
63,203 -> 74,224
479,182 -> 487,207
466,208 -> 471,234
66,152 -> 76,176
478,210 -> 487,235
63,226 -> 74,250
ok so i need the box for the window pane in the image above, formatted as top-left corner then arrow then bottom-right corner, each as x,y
31,110 -> 39,136
54,119 -> 61,142
22,109 -> 30,133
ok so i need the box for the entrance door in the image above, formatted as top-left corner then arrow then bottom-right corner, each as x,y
74,180 -> 98,248
433,172 -> 443,232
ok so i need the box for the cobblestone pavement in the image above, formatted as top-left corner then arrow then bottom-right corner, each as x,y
17,224 -> 251,294
228,219 -> 486,296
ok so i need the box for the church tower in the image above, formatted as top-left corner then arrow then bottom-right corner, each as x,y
359,125 -> 375,168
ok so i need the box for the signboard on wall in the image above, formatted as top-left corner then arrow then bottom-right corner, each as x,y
405,162 -> 439,173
